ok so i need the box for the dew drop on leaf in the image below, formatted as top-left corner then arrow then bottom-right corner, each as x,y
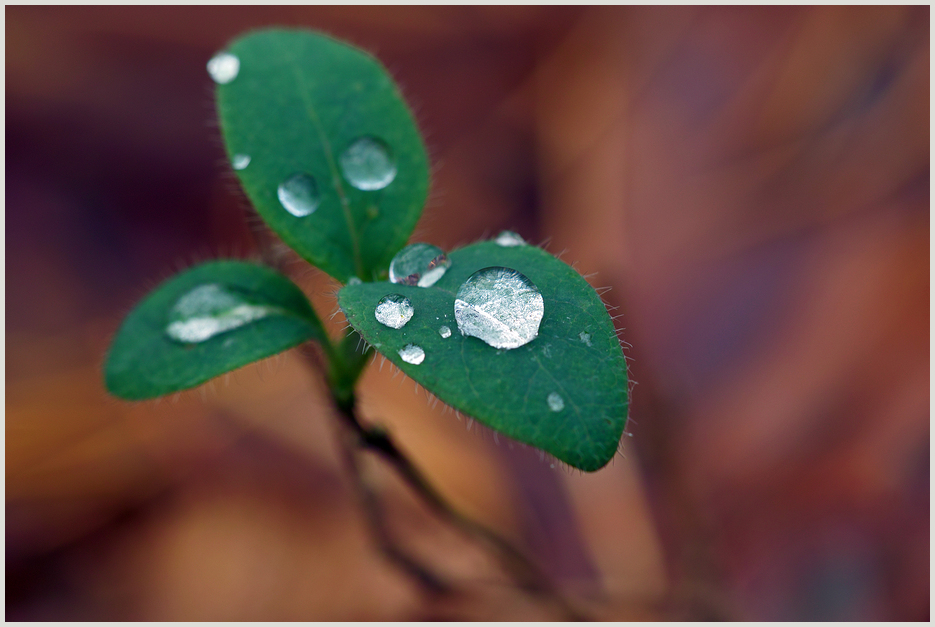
347,277 -> 363,286
277,173 -> 320,217
453,266 -> 544,350
389,243 -> 451,287
340,136 -> 397,191
399,343 -> 425,365
547,392 -> 564,412
165,283 -> 277,343
374,294 -> 414,329
207,52 -> 240,84
494,230 -> 525,247
231,154 -> 251,170
579,331 -> 591,346
438,325 -> 452,338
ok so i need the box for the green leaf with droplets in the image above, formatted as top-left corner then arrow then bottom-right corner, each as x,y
214,28 -> 430,284
338,241 -> 629,472
105,260 -> 326,400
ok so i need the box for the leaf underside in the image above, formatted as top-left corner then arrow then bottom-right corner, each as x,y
215,28 -> 430,284
339,242 -> 629,472
105,260 -> 325,400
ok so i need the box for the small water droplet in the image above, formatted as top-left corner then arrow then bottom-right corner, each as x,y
340,136 -> 396,191
347,277 -> 363,286
277,173 -> 320,217
166,283 -> 277,343
207,52 -> 240,84
231,154 -> 251,170
374,294 -> 413,329
547,392 -> 564,412
389,243 -> 451,287
579,331 -> 591,346
454,267 -> 544,350
399,343 -> 425,365
494,230 -> 526,247
542,343 -> 552,358
439,325 -> 452,338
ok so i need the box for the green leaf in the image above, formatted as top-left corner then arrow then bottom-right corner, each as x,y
214,28 -> 430,284
338,241 -> 629,472
105,260 -> 326,400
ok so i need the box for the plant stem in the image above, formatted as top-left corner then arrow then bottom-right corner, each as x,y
332,416 -> 452,596
333,393 -> 589,621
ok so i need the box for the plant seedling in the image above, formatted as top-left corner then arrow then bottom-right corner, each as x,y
105,28 -> 629,615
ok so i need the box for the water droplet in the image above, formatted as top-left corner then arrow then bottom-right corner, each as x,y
579,331 -> 591,346
340,136 -> 396,191
166,283 -> 277,343
374,294 -> 413,329
207,52 -> 240,84
438,325 -> 452,338
547,392 -> 564,412
399,343 -> 425,365
347,277 -> 363,286
389,243 -> 451,287
231,154 -> 251,170
494,230 -> 526,247
454,267 -> 544,350
278,173 -> 320,217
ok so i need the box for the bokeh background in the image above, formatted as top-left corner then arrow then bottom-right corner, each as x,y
6,6 -> 929,621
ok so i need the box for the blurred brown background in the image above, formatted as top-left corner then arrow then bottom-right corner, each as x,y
6,6 -> 929,621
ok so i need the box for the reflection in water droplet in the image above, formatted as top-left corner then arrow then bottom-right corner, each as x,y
347,277 -> 363,286
579,331 -> 591,346
374,294 -> 413,329
278,173 -> 320,217
166,283 -> 277,343
547,392 -> 564,412
494,230 -> 526,247
340,137 -> 396,191
207,52 -> 240,84
389,243 -> 451,287
231,154 -> 251,170
438,325 -> 452,338
399,343 -> 425,365
454,267 -> 543,349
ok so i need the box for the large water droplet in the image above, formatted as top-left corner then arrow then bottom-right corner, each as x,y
399,343 -> 425,365
207,52 -> 240,84
453,267 -> 544,350
374,294 -> 414,329
340,137 -> 396,191
389,243 -> 451,287
547,392 -> 565,412
166,283 -> 277,343
494,230 -> 526,247
438,325 -> 452,338
231,154 -> 251,170
278,173 -> 320,217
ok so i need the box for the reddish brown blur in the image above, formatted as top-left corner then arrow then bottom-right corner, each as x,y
6,6 -> 928,621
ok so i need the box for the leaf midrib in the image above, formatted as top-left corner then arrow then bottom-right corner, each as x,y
275,37 -> 365,279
